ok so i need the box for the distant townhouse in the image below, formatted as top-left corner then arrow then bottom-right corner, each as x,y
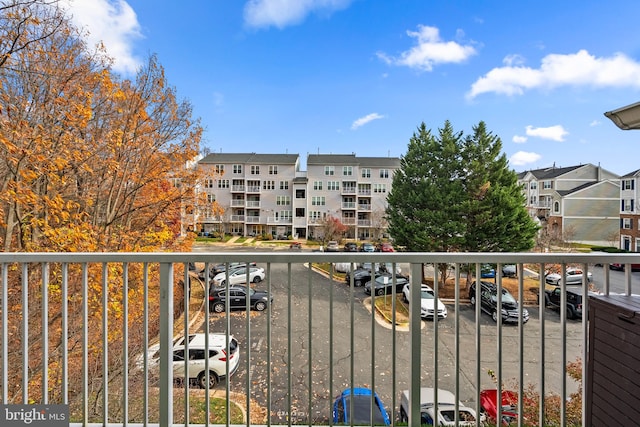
194,152 -> 399,240
620,169 -> 640,252
518,164 -> 620,246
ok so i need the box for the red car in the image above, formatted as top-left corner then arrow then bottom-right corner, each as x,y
480,389 -> 519,425
376,242 -> 394,252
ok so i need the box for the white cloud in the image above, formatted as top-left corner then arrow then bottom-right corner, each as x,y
243,0 -> 352,29
63,0 -> 143,76
377,25 -> 477,71
512,135 -> 527,144
351,113 -> 385,130
467,50 -> 640,99
525,125 -> 568,142
590,120 -> 600,127
510,151 -> 541,166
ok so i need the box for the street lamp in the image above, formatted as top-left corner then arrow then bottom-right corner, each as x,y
604,101 -> 640,130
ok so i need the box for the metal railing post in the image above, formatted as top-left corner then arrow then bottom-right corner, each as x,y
159,262 -> 174,427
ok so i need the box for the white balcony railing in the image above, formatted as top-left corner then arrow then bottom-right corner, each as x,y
2,251 -> 640,427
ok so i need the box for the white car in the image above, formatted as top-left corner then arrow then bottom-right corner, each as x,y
545,267 -> 592,285
212,266 -> 265,286
402,283 -> 448,319
400,387 -> 478,426
172,333 -> 239,388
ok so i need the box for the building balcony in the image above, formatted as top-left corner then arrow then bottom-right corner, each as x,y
246,186 -> 261,193
230,199 -> 245,207
245,200 -> 261,208
341,217 -> 356,225
231,185 -> 245,192
7,252 -> 639,426
358,204 -> 372,211
357,219 -> 372,227
230,215 -> 245,222
245,216 -> 260,223
342,187 -> 357,195
358,189 -> 371,196
266,216 -> 292,224
342,202 -> 356,209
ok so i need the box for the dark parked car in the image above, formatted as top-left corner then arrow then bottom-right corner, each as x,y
364,275 -> 409,296
333,387 -> 391,426
501,264 -> 517,278
345,265 -> 405,287
208,285 -> 272,313
199,261 -> 257,280
343,242 -> 358,252
543,286 -> 594,320
469,281 -> 529,324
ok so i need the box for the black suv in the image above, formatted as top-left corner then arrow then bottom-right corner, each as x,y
544,287 -> 590,320
343,242 -> 358,252
469,280 -> 529,324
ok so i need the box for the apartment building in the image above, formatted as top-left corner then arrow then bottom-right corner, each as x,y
195,153 -> 400,240
620,169 -> 640,252
306,154 -> 400,240
518,164 -> 620,246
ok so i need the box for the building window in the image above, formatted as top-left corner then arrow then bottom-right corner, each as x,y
361,168 -> 371,178
313,181 -> 323,191
251,165 -> 260,175
279,181 -> 289,190
296,189 -> 305,198
553,201 -> 560,213
233,164 -> 242,174
521,182 -> 528,190
622,179 -> 635,190
622,218 -> 633,229
343,166 -> 353,176
373,183 -> 386,193
543,181 -> 553,189
327,181 -> 340,191
263,180 -> 275,190
276,196 -> 291,206
312,196 -> 326,206
379,169 -> 389,178
309,211 -> 322,220
622,199 -> 635,212
296,208 -> 305,217
269,165 -> 278,175
280,211 -> 292,220
207,194 -> 216,203
530,181 -> 537,190
205,179 -> 214,188
324,166 -> 334,176
217,179 -> 229,189
215,164 -> 225,174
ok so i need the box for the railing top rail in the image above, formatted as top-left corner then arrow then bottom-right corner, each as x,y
1,251 -> 639,264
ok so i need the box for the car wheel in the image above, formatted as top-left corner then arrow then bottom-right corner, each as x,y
253,276 -> 262,283
403,293 -> 408,303
255,301 -> 267,311
400,407 -> 408,423
354,279 -> 362,287
212,302 -> 225,313
219,280 -> 226,287
567,306 -> 576,320
470,295 -> 476,306
492,310 -> 498,322
197,371 -> 218,389
376,288 -> 385,296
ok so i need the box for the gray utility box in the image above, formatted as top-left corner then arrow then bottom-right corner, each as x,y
586,295 -> 640,426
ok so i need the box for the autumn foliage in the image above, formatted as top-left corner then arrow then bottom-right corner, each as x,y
0,0 -> 206,419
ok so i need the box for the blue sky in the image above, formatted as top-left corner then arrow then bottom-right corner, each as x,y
64,0 -> 640,175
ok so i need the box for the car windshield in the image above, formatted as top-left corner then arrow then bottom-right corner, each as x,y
492,290 -> 516,303
420,288 -> 435,299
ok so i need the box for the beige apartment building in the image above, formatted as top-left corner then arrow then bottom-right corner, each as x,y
518,164 -> 620,246
193,153 -> 400,240
620,169 -> 640,252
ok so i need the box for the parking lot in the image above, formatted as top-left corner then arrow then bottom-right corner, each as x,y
192,251 -> 584,424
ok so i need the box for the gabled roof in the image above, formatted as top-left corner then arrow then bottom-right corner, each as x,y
621,168 -> 640,178
556,182 -> 597,196
522,165 -> 585,180
199,153 -> 299,164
